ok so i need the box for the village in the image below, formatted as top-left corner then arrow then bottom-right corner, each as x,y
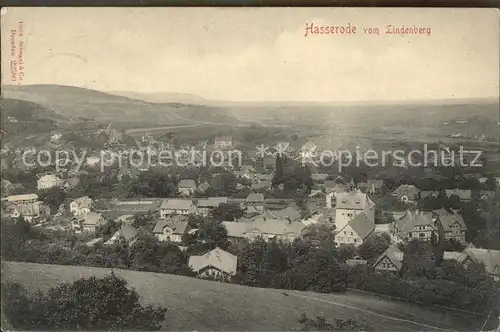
2,131 -> 499,284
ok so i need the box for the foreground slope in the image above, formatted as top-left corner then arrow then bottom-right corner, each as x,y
2,261 -> 483,331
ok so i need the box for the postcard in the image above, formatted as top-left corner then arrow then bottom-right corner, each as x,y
1,7 -> 499,332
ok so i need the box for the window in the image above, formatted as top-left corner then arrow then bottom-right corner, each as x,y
409,232 -> 412,237
350,232 -> 353,236
354,239 -> 357,243
344,231 -> 346,234
419,232 -> 425,237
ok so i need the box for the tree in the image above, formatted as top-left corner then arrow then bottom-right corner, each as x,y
198,221 -> 229,249
210,203 -> 244,222
357,232 -> 390,263
297,313 -> 365,331
38,187 -> 66,214
1,273 -> 167,330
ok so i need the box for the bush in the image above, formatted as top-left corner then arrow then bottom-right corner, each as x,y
1,273 -> 167,330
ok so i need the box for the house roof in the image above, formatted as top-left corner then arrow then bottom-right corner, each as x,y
337,213 -> 375,240
393,210 -> 436,238
432,208 -> 467,231
38,174 -> 59,182
311,173 -> 329,181
251,181 -> 272,190
445,189 -> 472,200
335,192 -> 374,210
197,197 -> 228,209
82,212 -> 103,226
266,205 -> 302,221
85,237 -> 103,247
222,219 -> 306,238
246,193 -> 264,203
443,251 -> 469,263
189,247 -> 237,276
357,179 -> 384,190
178,179 -> 197,189
153,216 -> 189,234
392,184 -> 420,199
197,182 -> 211,192
160,199 -> 195,210
464,248 -> 500,276
374,245 -> 404,270
118,224 -> 139,241
5,193 -> 38,202
8,201 -> 40,217
72,196 -> 93,209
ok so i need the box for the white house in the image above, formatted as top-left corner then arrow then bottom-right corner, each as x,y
37,174 -> 62,190
334,191 -> 375,231
178,179 -> 197,196
334,213 -> 375,246
373,245 -> 404,273
189,247 -> 238,281
390,210 -> 438,244
214,136 -> 233,149
196,197 -> 228,216
70,196 -> 94,216
159,199 -> 196,217
223,218 -> 306,243
72,212 -> 106,233
153,216 -> 189,243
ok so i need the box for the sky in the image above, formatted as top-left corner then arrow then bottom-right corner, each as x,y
1,7 -> 499,102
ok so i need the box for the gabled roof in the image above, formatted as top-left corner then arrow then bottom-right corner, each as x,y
393,210 -> 436,238
197,197 -> 228,208
160,199 -> 195,210
374,245 -> 404,270
153,216 -> 189,234
246,193 -> 264,203
5,193 -> 38,202
222,219 -> 306,238
72,196 -> 93,209
38,174 -> 60,182
335,192 -> 374,210
432,208 -> 467,231
443,251 -> 470,263
268,205 -> 302,221
337,213 -> 374,240
197,182 -> 211,192
420,190 -> 439,199
464,248 -> 500,276
392,184 -> 420,199
81,212 -> 104,226
178,179 -> 197,189
189,247 -> 237,275
118,224 -> 139,241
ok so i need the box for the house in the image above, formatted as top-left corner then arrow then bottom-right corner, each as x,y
85,237 -> 103,247
178,179 -> 197,196
63,177 -> 80,191
445,189 -> 472,202
245,193 -> 265,212
222,218 -> 306,243
251,181 -> 272,191
70,196 -> 94,216
334,191 -> 375,231
432,208 -> 467,244
153,216 -> 189,243
373,245 -> 404,273
444,249 -> 500,281
334,213 -> 375,246
357,180 -> 383,194
252,173 -> 274,184
37,174 -> 62,190
392,184 -> 420,204
159,199 -> 196,217
214,136 -> 233,149
390,210 -> 438,244
265,205 -> 302,221
462,248 -> 500,281
104,224 -> 139,246
189,247 -> 238,281
4,193 -> 38,204
6,201 -> 42,222
196,197 -> 228,216
72,212 -> 106,233
117,167 -> 140,181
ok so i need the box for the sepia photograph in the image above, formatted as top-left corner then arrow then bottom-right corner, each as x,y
1,7 -> 499,331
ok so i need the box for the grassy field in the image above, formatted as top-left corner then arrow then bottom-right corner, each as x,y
2,261 -> 486,331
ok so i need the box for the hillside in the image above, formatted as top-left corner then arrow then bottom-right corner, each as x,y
1,85 -> 238,125
0,98 -> 70,139
2,261 -> 482,331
